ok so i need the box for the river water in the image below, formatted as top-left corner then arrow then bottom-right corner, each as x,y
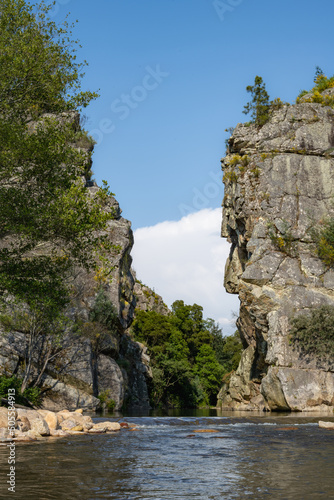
1,409 -> 334,500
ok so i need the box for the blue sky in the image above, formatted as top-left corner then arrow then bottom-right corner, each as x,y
49,0 -> 334,229
44,0 -> 334,332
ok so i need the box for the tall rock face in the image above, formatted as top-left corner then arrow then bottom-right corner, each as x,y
219,101 -> 334,412
0,112 -> 151,411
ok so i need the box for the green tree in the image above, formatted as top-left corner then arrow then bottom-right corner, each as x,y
314,66 -> 325,83
131,303 -> 237,408
131,310 -> 174,357
243,75 -> 270,126
203,318 -> 226,363
0,0 -> 97,121
0,296 -> 72,394
171,300 -> 212,360
195,344 -> 224,405
219,331 -> 243,373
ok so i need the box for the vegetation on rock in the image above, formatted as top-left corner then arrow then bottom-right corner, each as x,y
313,217 -> 334,268
296,67 -> 334,106
290,305 -> 334,359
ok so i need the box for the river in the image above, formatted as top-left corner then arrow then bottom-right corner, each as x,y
1,409 -> 334,499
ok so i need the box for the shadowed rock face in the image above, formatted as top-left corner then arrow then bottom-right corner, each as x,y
0,194 -> 152,412
218,100 -> 334,412
0,112 -> 151,411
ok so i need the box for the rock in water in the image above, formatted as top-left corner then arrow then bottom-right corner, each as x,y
319,421 -> 334,429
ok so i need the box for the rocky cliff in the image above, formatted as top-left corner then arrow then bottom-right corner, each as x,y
0,113 -> 152,412
0,191 -> 152,411
218,97 -> 334,412
133,276 -> 170,316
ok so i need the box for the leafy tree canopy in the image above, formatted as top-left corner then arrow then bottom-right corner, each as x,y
0,0 -> 114,313
131,301 -> 243,408
0,0 -> 97,120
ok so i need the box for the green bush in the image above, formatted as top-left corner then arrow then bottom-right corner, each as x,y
296,67 -> 334,106
98,390 -> 116,411
313,217 -> 334,267
290,305 -> 334,359
0,375 -> 42,406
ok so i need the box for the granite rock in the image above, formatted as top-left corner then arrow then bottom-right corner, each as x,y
219,96 -> 334,412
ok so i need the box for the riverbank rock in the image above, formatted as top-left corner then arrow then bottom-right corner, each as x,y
0,407 -> 11,428
37,410 -> 58,431
16,409 -> 50,436
219,96 -> 334,412
0,407 -> 125,442
16,416 -> 31,432
93,421 -> 121,432
0,428 -> 10,440
50,429 -> 70,437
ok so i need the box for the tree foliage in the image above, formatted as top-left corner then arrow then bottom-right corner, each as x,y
131,301 -> 242,408
312,217 -> 334,268
290,305 -> 334,359
0,295 -> 73,394
0,0 -> 97,120
0,375 -> 42,406
0,0 -> 114,313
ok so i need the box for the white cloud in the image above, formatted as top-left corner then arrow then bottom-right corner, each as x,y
131,208 -> 239,335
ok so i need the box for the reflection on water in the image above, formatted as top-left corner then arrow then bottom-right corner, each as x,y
1,411 -> 334,499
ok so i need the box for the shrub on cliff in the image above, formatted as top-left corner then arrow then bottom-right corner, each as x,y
0,375 -> 42,406
312,217 -> 334,268
296,67 -> 334,105
290,305 -> 334,359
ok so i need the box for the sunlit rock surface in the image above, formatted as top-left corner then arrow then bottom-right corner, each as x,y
218,99 -> 334,412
